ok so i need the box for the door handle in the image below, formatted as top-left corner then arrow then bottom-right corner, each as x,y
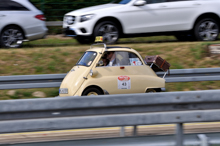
0,15 -> 6,17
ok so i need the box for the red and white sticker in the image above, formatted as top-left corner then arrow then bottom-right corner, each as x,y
118,76 -> 131,89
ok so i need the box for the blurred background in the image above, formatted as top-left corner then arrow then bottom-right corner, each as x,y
31,0 -> 112,21
0,1 -> 220,146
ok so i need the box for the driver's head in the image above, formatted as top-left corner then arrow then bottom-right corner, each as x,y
101,54 -> 107,59
107,51 -> 115,60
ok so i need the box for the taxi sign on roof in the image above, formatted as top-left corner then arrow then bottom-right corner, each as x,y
95,36 -> 103,42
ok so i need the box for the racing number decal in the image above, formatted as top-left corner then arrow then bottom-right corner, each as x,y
118,76 -> 131,89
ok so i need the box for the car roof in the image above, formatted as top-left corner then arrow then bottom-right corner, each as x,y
86,43 -> 137,52
106,46 -> 131,49
88,45 -> 136,53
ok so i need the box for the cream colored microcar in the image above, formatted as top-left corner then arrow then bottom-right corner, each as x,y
59,42 -> 166,96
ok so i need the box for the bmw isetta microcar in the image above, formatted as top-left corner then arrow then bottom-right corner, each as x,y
59,37 -> 169,96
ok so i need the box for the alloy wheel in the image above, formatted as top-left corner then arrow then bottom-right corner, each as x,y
97,24 -> 118,44
2,28 -> 23,48
198,21 -> 219,41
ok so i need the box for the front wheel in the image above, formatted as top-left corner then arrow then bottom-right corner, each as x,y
94,21 -> 119,44
194,18 -> 219,41
0,26 -> 24,48
82,88 -> 102,96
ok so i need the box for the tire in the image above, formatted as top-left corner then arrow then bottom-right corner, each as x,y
194,18 -> 219,41
75,36 -> 94,44
82,88 -> 102,96
94,21 -> 119,44
146,89 -> 157,93
0,26 -> 24,48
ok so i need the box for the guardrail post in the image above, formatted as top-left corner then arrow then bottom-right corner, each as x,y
176,123 -> 183,146
120,127 -> 125,137
198,134 -> 209,146
133,125 -> 137,136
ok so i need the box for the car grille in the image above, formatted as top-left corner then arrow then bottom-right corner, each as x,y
64,15 -> 75,25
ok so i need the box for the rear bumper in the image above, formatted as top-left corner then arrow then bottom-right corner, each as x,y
25,27 -> 48,41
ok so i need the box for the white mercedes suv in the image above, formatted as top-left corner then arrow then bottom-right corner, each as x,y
0,0 -> 48,48
63,0 -> 220,44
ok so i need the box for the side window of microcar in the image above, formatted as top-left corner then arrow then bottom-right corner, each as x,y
98,51 -> 143,67
128,52 -> 143,66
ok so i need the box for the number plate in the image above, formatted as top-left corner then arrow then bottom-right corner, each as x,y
59,88 -> 68,94
118,76 -> 131,89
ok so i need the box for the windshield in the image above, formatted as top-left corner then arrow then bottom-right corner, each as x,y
76,51 -> 97,67
111,0 -> 132,4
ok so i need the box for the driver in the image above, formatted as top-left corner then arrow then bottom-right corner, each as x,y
101,54 -> 109,66
107,51 -> 118,66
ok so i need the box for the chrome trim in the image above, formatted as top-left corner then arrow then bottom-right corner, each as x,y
163,72 -> 167,78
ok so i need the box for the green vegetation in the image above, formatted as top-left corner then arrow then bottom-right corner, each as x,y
0,88 -> 58,100
30,0 -> 111,20
0,36 -> 220,100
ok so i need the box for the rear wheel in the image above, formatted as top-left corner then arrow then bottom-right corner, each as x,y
82,88 -> 102,96
194,18 -> 219,41
94,21 -> 119,44
146,89 -> 157,93
0,26 -> 24,48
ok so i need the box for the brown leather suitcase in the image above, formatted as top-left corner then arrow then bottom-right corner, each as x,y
144,55 -> 170,72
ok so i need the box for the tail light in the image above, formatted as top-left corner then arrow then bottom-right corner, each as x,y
35,14 -> 46,21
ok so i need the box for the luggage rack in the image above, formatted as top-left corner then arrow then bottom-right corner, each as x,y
144,55 -> 171,79
90,43 -> 106,50
149,63 -> 168,78
90,36 -> 107,50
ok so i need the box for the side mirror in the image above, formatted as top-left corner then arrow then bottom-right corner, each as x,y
134,0 -> 146,6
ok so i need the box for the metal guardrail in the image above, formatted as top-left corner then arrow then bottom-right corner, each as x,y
46,21 -> 63,26
0,90 -> 220,146
9,133 -> 220,146
0,68 -> 219,90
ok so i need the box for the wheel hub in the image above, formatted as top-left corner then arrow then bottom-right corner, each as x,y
198,21 -> 218,41
2,28 -> 23,47
87,92 -> 98,96
97,24 -> 118,44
